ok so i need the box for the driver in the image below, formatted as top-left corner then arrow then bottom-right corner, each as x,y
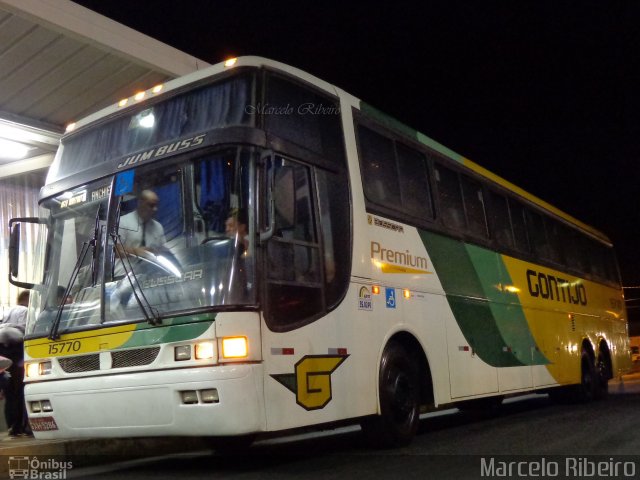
225,207 -> 249,254
114,189 -> 166,277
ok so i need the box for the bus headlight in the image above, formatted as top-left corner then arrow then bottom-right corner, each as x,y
195,342 -> 215,360
26,361 -> 52,377
221,337 -> 248,359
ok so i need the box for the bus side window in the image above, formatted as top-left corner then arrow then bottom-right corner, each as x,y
396,143 -> 434,220
508,199 -> 530,253
357,125 -> 401,206
525,209 -> 550,260
544,218 -> 564,265
489,191 -> 514,249
316,168 -> 351,309
460,174 -> 489,239
435,164 -> 465,230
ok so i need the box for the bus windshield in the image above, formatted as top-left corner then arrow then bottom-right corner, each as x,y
27,147 -> 256,337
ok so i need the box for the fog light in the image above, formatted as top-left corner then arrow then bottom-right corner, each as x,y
195,342 -> 214,360
200,389 -> 219,403
174,345 -> 191,361
181,391 -> 198,404
41,400 -> 53,412
221,337 -> 248,358
39,361 -> 52,375
31,401 -> 42,413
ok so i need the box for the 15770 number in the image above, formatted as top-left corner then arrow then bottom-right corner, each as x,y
48,340 -> 81,355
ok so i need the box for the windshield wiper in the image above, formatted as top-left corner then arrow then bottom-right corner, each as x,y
110,230 -> 162,326
50,206 -> 108,340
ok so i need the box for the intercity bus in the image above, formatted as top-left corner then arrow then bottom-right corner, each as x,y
9,56 -> 631,448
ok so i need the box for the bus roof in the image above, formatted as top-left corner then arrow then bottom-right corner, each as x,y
60,55 -> 610,245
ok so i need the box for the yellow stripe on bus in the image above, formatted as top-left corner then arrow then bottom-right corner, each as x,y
25,324 -> 136,358
463,158 -> 611,245
379,263 -> 433,274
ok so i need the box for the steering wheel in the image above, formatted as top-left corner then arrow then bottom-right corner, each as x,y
201,235 -> 230,245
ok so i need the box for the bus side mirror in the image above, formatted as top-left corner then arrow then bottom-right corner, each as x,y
9,222 -> 20,279
8,217 -> 44,289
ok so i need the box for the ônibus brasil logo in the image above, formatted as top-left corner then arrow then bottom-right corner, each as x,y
8,456 -> 72,479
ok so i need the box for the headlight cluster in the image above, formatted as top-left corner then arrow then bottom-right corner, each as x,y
173,337 -> 248,362
26,361 -> 52,378
174,341 -> 215,361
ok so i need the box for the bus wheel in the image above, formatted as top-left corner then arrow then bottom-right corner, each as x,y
575,351 -> 596,402
361,340 -> 420,448
594,353 -> 610,400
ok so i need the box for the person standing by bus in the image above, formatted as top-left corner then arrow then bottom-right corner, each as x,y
0,290 -> 31,436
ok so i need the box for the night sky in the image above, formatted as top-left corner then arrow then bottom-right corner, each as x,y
72,1 -> 640,323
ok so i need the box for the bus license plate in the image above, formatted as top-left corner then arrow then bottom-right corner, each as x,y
29,416 -> 59,431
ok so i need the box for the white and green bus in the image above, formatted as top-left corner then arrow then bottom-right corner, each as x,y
10,57 -> 630,448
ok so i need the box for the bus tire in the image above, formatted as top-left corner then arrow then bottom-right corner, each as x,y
575,351 -> 596,403
361,340 -> 420,448
594,353 -> 610,400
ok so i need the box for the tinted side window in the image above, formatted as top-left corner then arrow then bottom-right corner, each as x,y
396,143 -> 433,219
525,209 -> 551,260
358,125 -> 400,205
490,192 -> 514,249
461,175 -> 488,238
509,200 -> 530,253
316,168 -> 351,309
266,75 -> 344,165
544,219 -> 564,265
435,164 -> 465,230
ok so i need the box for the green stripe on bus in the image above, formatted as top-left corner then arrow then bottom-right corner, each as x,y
121,314 -> 215,349
359,102 -> 465,163
419,230 -> 548,367
359,102 -> 418,140
465,244 -> 549,366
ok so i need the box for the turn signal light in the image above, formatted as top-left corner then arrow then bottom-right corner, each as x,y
221,337 -> 248,358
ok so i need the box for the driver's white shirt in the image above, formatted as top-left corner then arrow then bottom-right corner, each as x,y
114,210 -> 166,276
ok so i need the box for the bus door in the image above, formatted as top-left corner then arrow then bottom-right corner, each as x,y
260,155 -> 352,430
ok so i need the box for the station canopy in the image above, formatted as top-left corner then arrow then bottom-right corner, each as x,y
0,0 -> 209,180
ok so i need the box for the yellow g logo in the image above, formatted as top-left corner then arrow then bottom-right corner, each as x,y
271,355 -> 348,410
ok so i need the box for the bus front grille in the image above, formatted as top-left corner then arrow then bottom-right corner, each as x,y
111,347 -> 161,368
58,354 -> 100,373
55,347 -> 161,373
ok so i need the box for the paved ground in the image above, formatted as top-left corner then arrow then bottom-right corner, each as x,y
1,373 -> 638,477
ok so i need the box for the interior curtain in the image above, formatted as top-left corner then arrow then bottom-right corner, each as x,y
0,171 -> 45,315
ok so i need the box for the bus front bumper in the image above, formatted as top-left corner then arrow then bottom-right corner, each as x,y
25,363 -> 265,439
